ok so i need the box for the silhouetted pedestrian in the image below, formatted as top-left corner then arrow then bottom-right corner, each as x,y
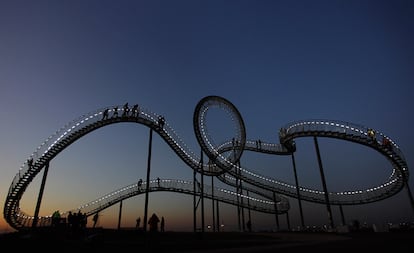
382,137 -> 392,149
137,179 -> 143,191
27,158 -> 33,169
368,128 -> 376,141
136,217 -> 141,229
102,108 -> 109,120
158,115 -> 165,128
122,103 -> 129,117
131,104 -> 139,117
246,220 -> 252,232
112,106 -> 118,118
52,210 -> 60,227
67,211 -> 73,228
148,213 -> 160,232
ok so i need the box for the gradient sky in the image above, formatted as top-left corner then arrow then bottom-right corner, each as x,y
1,0 -> 413,233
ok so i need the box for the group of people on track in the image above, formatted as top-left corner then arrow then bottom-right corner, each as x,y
102,103 -> 140,120
101,102 -> 166,130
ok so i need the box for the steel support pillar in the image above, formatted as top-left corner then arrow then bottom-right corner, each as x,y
273,192 -> 280,231
236,176 -> 241,231
193,169 -> 197,233
286,211 -> 291,231
314,137 -> 334,229
216,199 -> 220,232
405,181 -> 414,215
200,149 -> 205,233
247,191 -> 252,231
143,128 -> 153,232
291,153 -> 305,227
239,161 -> 245,231
211,176 -> 216,232
32,162 -> 50,228
117,200 -> 123,230
339,204 -> 346,226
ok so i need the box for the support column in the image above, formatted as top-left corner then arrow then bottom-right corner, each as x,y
216,199 -> 220,232
405,181 -> 414,215
339,205 -> 346,226
117,200 -> 123,230
314,137 -> 334,229
193,169 -> 197,233
237,175 -> 241,231
291,153 -> 305,227
212,176 -> 216,232
247,191 -> 252,231
143,129 -> 153,232
239,161 -> 245,231
286,211 -> 291,231
273,192 -> 280,231
201,152 -> 205,233
233,139 -> 241,231
32,162 -> 50,228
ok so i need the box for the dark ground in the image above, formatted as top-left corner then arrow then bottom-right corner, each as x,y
1,227 -> 413,252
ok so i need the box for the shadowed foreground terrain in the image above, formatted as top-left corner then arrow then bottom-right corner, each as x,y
1,228 -> 413,252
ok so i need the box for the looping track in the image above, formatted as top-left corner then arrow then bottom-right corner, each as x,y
4,96 -> 409,230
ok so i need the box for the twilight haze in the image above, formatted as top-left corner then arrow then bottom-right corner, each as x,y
0,0 -> 413,233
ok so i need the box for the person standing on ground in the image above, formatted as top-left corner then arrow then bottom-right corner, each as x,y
136,217 -> 141,229
246,220 -> 252,232
148,213 -> 160,232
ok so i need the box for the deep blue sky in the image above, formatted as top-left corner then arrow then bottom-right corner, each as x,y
1,0 -> 413,232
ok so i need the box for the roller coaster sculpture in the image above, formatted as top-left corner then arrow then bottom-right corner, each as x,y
3,96 -> 410,230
